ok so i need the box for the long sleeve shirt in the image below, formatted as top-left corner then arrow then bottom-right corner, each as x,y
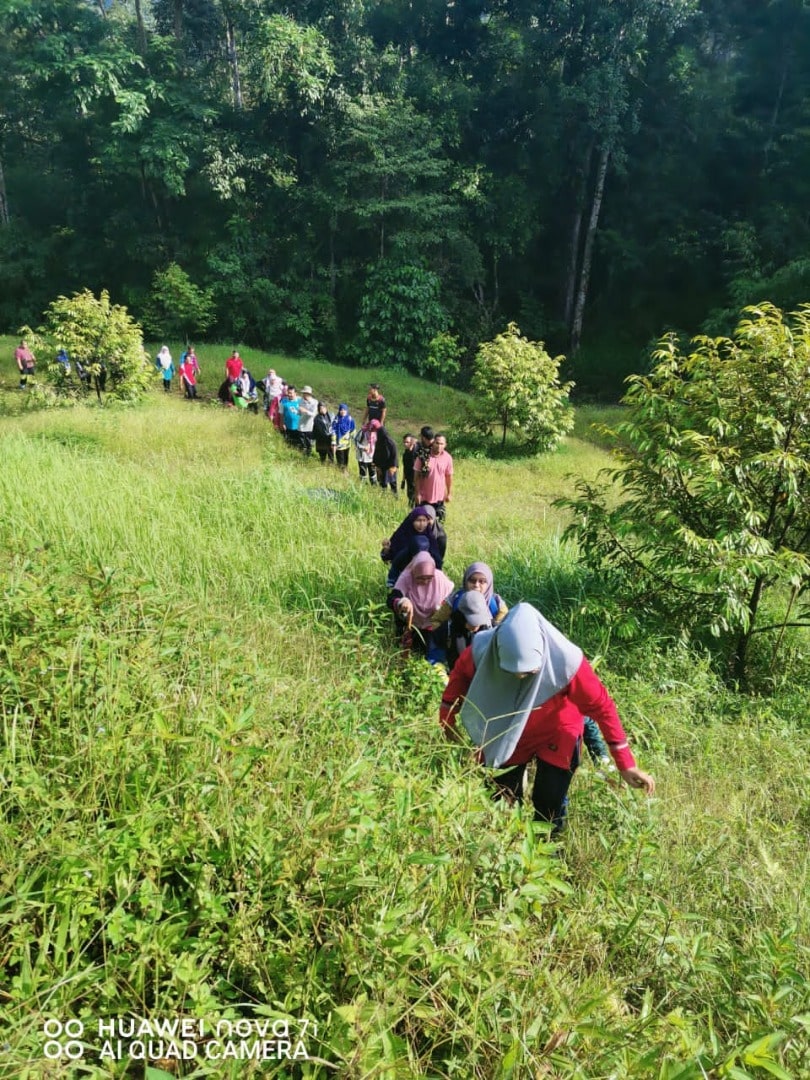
440,649 -> 636,773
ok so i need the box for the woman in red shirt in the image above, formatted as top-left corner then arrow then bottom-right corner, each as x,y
440,603 -> 655,831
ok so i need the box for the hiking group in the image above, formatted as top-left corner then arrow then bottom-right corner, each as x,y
16,340 -> 655,842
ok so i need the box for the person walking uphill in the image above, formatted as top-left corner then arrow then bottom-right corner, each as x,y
225,349 -> 243,386
15,340 -> 36,389
362,383 -> 387,426
298,386 -> 318,455
439,603 -> 655,834
416,432 -> 453,521
370,420 -> 399,494
331,404 -> 356,471
156,345 -> 174,392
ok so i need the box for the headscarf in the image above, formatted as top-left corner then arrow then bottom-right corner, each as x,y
333,404 -> 354,439
463,562 -> 495,603
394,553 -> 454,629
459,603 -> 583,767
369,419 -> 382,431
386,506 -> 441,566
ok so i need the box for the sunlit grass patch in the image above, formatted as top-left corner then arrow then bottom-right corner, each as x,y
0,372 -> 807,1078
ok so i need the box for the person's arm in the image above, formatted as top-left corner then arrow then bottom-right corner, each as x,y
389,589 -> 412,620
566,659 -> 655,794
380,405 -> 387,426
431,599 -> 453,626
439,645 -> 476,734
444,461 -> 453,501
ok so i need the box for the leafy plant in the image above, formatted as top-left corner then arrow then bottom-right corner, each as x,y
354,262 -> 449,372
419,330 -> 462,386
558,302 -> 810,681
468,322 -> 574,450
23,289 -> 153,403
142,262 -> 215,344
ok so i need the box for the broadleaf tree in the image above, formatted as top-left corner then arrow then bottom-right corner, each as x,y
557,302 -> 810,682
27,288 -> 152,403
468,322 -> 574,451
355,261 -> 448,371
143,262 -> 215,343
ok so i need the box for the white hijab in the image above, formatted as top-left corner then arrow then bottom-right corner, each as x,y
459,602 -> 583,767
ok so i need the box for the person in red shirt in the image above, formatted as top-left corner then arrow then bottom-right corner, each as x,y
224,349 -> 243,384
178,356 -> 198,399
440,602 -> 655,833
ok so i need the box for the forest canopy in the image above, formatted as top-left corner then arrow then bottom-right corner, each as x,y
2,0 -> 809,395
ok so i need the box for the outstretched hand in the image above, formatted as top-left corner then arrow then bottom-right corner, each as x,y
619,767 -> 655,795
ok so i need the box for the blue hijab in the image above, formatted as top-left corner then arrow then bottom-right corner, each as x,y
333,404 -> 355,439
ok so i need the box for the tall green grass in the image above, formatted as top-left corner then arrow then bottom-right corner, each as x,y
0,370 -> 808,1079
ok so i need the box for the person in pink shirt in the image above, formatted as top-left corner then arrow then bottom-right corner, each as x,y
15,340 -> 35,389
415,432 -> 453,521
440,602 -> 655,835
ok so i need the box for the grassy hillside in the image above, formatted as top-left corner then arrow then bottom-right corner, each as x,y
0,344 -> 808,1079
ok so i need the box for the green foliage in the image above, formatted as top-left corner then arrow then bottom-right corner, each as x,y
252,14 -> 335,115
419,330 -> 462,386
207,242 -> 335,355
0,389 -> 807,1078
142,263 -> 215,343
558,302 -> 810,681
355,262 -> 449,372
24,288 -> 152,404
468,322 -> 574,451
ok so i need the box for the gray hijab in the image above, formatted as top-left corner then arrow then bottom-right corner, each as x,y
459,602 -> 583,767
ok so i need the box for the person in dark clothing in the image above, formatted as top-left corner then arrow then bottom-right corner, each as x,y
370,420 -> 399,494
313,402 -> 334,463
381,505 -> 447,587
401,433 -> 417,505
362,383 -> 387,425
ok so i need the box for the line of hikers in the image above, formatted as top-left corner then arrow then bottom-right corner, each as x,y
380,503 -> 656,838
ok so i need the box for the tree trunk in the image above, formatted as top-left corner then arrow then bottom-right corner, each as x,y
732,574 -> 766,684
329,212 -> 337,298
570,145 -> 609,356
226,18 -> 243,110
0,157 -> 9,224
563,140 -> 594,329
134,0 -> 148,53
173,0 -> 183,39
763,49 -> 788,167
379,176 -> 387,258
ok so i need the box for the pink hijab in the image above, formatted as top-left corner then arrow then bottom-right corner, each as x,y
394,552 -> 454,629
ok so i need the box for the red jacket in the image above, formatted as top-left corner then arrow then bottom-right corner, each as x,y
440,648 -> 636,772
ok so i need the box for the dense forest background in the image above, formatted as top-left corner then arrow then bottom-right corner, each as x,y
2,0 -> 810,396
